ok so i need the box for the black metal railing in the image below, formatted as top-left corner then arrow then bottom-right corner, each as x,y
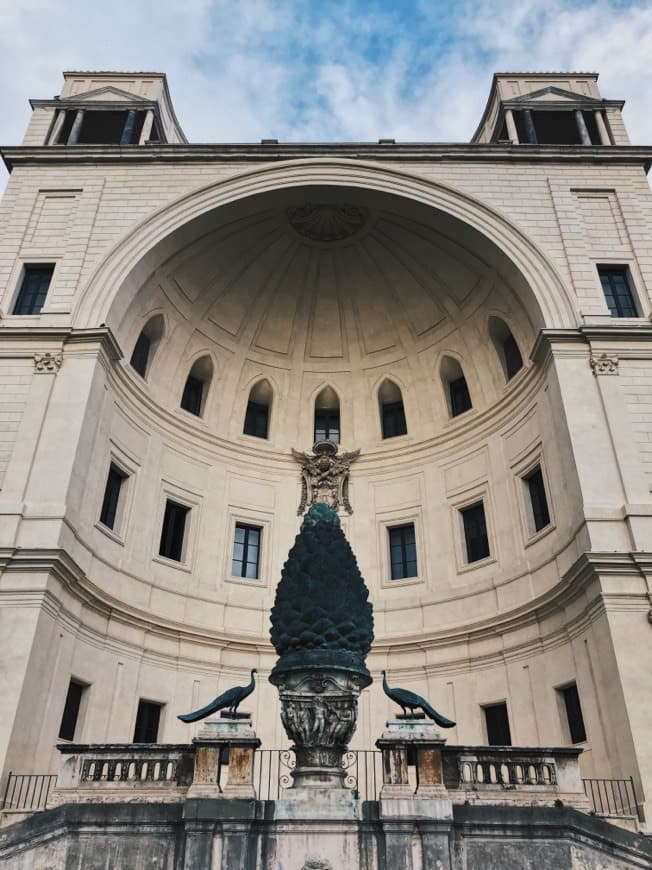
583,777 -> 641,820
1,773 -> 57,812
253,749 -> 382,801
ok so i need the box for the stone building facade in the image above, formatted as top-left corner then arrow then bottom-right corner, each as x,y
0,70 -> 651,828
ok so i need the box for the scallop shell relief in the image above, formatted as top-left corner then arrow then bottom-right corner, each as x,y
287,203 -> 368,241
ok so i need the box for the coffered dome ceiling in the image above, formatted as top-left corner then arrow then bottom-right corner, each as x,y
127,186 -> 536,372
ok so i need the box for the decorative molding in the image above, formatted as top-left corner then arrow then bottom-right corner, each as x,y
287,203 -> 368,241
34,352 -> 62,373
292,441 -> 360,514
590,353 -> 619,376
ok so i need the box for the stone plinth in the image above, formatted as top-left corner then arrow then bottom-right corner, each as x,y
188,714 -> 260,799
376,717 -> 448,798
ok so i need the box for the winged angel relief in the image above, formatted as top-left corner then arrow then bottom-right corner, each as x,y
291,441 -> 360,516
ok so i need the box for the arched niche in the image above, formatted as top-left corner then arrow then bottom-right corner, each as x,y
129,314 -> 164,380
378,379 -> 407,439
314,386 -> 341,444
244,378 -> 273,439
440,356 -> 473,418
180,355 -> 213,417
488,316 -> 523,382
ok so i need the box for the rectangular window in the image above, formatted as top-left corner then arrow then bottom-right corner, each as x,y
58,680 -> 86,741
180,375 -> 204,416
13,264 -> 54,315
389,523 -> 417,580
461,502 -> 490,563
524,465 -> 550,532
483,702 -> 512,746
314,409 -> 340,443
232,523 -> 261,579
99,463 -> 127,530
133,700 -> 162,744
598,266 -> 638,318
381,401 -> 407,438
244,401 -> 269,438
159,499 -> 189,562
449,376 -> 472,417
560,683 -> 587,744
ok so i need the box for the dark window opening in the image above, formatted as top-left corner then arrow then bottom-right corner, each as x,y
133,700 -> 162,744
244,401 -> 269,438
461,502 -> 490,563
495,118 -> 509,142
532,110 -> 583,145
503,333 -> 523,380
561,683 -> 587,744
99,464 -> 127,530
56,110 -> 76,144
513,111 -> 528,144
232,523 -> 261,579
598,266 -> 638,318
484,702 -> 512,745
159,500 -> 189,562
58,680 -> 85,741
130,331 -> 151,378
381,400 -> 407,439
389,523 -> 417,580
449,376 -> 472,417
181,374 -> 204,416
525,466 -> 550,532
314,408 -> 340,443
13,264 -> 54,315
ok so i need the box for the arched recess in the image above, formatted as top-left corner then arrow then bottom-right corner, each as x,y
73,160 -> 578,333
314,386 -> 340,444
440,356 -> 473,418
489,316 -> 524,382
244,378 -> 273,439
129,314 -> 164,379
378,379 -> 407,439
180,355 -> 213,417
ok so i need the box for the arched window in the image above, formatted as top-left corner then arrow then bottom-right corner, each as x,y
180,355 -> 213,417
129,314 -> 164,379
314,386 -> 340,444
379,379 -> 407,439
244,379 -> 272,439
489,317 -> 523,381
441,356 -> 472,417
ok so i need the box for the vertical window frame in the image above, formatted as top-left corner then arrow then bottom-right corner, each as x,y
556,682 -> 588,745
460,500 -> 490,564
512,449 -> 556,545
180,373 -> 205,417
378,511 -> 424,588
231,522 -> 262,579
388,523 -> 418,581
597,264 -> 639,318
95,447 -> 137,544
133,699 -> 164,744
449,486 -> 496,574
225,512 -> 271,587
58,678 -> 89,742
482,700 -> 512,746
153,483 -> 200,571
11,263 -> 56,316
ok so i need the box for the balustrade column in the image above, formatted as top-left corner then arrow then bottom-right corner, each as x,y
505,108 -> 519,144
595,110 -> 611,145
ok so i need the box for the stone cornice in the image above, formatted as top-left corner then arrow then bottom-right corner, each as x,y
0,325 -> 123,360
2,143 -> 652,172
1,547 -> 648,660
531,326 -> 652,365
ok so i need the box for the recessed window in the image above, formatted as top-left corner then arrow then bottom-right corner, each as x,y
483,702 -> 512,746
12,264 -> 54,315
244,379 -> 272,439
388,523 -> 417,580
58,680 -> 86,741
180,356 -> 213,417
232,523 -> 261,579
559,683 -> 587,744
489,317 -> 523,381
598,266 -> 638,318
181,375 -> 204,416
314,386 -> 341,443
99,463 -> 128,531
379,380 -> 407,439
441,357 -> 473,418
57,109 -> 147,145
461,502 -> 490,563
524,465 -> 551,533
133,700 -> 162,744
159,499 -> 190,562
129,315 -> 164,380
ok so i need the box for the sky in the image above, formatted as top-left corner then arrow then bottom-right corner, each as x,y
1,0 -> 652,160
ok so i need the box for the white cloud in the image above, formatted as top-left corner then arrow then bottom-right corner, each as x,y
0,0 -> 650,178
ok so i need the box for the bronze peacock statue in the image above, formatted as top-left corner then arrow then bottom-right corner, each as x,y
178,669 -> 257,723
382,670 -> 455,728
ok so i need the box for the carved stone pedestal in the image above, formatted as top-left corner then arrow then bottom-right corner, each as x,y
188,714 -> 260,799
270,658 -> 371,790
376,718 -> 448,798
